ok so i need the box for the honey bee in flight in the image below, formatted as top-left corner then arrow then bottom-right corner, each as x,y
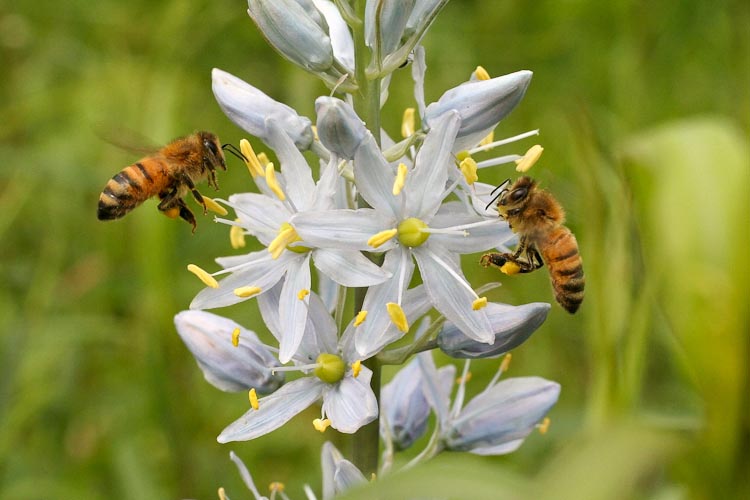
480,176 -> 584,313
97,131 -> 243,232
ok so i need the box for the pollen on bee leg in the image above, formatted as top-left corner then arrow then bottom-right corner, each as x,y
515,144 -> 544,172
164,206 -> 180,219
392,163 -> 408,195
537,417 -> 551,435
234,286 -> 262,298
472,296 -> 488,310
203,197 -> 228,216
386,302 -> 409,333
248,388 -> 259,410
351,360 -> 362,378
367,228 -> 398,248
231,327 -> 241,347
313,418 -> 331,433
187,264 -> 219,288
297,288 -> 310,300
401,107 -> 415,138
230,221 -> 246,249
354,310 -> 368,326
459,157 -> 479,185
500,261 -> 521,275
239,139 -> 265,177
265,163 -> 286,201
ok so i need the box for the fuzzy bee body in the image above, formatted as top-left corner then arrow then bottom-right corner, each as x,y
481,176 -> 584,313
97,131 -> 226,231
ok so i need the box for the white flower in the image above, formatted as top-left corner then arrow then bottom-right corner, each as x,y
190,118 -> 390,363
217,291 -> 378,442
291,111 -> 515,356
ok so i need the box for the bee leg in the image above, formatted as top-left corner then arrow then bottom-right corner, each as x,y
175,198 -> 198,233
480,252 -> 510,268
525,247 -> 545,271
178,173 -> 208,214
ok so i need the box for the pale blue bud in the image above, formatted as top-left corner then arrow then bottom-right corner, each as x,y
212,68 -> 313,150
381,358 -> 431,449
174,310 -> 284,394
247,0 -> 333,72
424,70 -> 532,151
444,377 -> 560,454
438,302 -> 550,359
315,96 -> 368,159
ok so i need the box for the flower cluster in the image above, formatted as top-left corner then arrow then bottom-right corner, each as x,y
175,1 -> 562,497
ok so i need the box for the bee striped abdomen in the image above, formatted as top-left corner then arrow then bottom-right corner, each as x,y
541,228 -> 584,313
97,161 -> 164,220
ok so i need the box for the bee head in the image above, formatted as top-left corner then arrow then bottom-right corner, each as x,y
496,176 -> 535,218
200,131 -> 227,172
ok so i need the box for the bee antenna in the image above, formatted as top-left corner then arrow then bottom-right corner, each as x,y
222,143 -> 248,162
484,178 -> 511,211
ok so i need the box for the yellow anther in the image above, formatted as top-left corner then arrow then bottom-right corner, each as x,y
500,261 -> 521,275
218,487 -> 227,500
187,264 -> 219,289
232,327 -> 241,347
268,225 -> 297,259
297,288 -> 310,300
313,418 -> 331,433
203,197 -> 228,216
351,360 -> 362,378
457,372 -> 473,384
401,107 -> 416,138
354,310 -> 368,326
230,221 -> 246,249
234,286 -> 262,298
265,163 -> 286,201
370,473 -> 377,481
459,157 -> 478,185
515,144 -> 544,173
367,228 -> 398,248
500,353 -> 512,373
257,152 -> 271,167
538,417 -> 551,435
269,482 -> 285,493
479,130 -> 495,147
392,163 -> 408,195
240,139 -> 265,177
474,65 -> 491,80
311,124 -> 320,141
386,302 -> 409,333
472,296 -> 488,310
248,388 -> 259,410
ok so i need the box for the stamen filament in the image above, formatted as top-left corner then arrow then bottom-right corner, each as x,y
468,129 -> 540,155
187,264 -> 219,289
451,359 -> 472,418
420,227 -> 469,237
476,154 -> 523,169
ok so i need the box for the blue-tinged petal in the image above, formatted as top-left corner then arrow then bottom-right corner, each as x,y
404,111 -> 461,219
333,460 -> 367,493
190,251 -> 294,310
278,254 -> 312,363
321,441 -> 343,500
322,365 -> 378,433
355,246 -> 415,357
315,97 -> 367,160
313,248 -> 392,287
217,377 -> 325,442
305,291 -> 339,355
412,244 -> 494,344
292,208 -> 396,251
469,439 -> 524,456
353,133 -> 400,216
174,311 -> 283,393
444,377 -> 560,452
212,68 -> 313,149
381,357 -> 430,449
311,155 -> 342,211
438,302 -> 550,359
416,352 -> 451,424
265,118 -> 316,210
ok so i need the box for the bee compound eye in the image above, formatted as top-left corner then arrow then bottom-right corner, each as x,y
510,187 -> 528,202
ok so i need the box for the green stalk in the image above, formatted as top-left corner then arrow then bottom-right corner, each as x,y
347,0 -> 382,477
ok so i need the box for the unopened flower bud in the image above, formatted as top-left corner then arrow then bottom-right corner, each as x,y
315,96 -> 368,159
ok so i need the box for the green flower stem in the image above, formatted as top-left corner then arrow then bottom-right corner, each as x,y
348,0 -> 382,477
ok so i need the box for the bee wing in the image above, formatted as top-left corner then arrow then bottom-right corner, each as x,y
93,123 -> 160,156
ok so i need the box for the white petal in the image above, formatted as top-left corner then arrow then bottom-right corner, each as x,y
429,206 -> 514,253
412,245 -> 494,343
355,246 -> 415,357
312,0 -> 354,71
404,111 -> 461,219
469,439 -> 525,456
217,377 -> 324,442
297,290 -> 338,360
278,254 -> 312,363
353,133 -> 399,216
266,118 -> 316,210
257,281 -> 283,342
313,248 -> 392,287
190,252 -> 294,310
292,208 -> 396,251
411,45 -> 427,119
228,192 -> 290,236
311,156 -> 341,211
333,460 -> 367,494
323,367 -> 378,433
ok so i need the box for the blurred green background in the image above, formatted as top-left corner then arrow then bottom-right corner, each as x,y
1,0 -> 748,498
